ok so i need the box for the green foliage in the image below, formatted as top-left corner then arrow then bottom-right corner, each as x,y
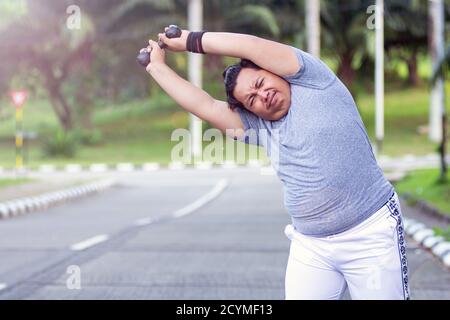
0,0 -> 26,29
432,226 -> 450,242
321,0 -> 372,51
74,129 -> 104,146
0,0 -> 446,167
395,169 -> 450,216
42,129 -> 79,158
0,177 -> 31,189
226,4 -> 280,38
385,0 -> 428,38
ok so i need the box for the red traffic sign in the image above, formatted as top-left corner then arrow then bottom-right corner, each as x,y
10,90 -> 28,108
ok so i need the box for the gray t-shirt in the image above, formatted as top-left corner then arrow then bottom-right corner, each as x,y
237,47 -> 394,237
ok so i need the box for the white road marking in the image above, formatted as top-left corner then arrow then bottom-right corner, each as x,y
0,283 -> 7,291
173,179 -> 228,218
70,235 -> 109,251
71,179 -> 227,250
134,217 -> 154,226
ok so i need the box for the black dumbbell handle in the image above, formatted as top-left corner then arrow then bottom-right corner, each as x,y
136,25 -> 182,67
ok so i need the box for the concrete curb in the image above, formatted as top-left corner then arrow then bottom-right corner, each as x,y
0,153 -> 448,174
403,216 -> 450,268
3,155 -> 445,174
377,154 -> 450,171
0,179 -> 115,220
0,161 -> 272,174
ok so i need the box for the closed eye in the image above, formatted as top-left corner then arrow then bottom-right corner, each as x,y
258,78 -> 264,88
249,78 -> 264,107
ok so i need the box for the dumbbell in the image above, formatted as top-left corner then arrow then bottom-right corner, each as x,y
136,25 -> 182,67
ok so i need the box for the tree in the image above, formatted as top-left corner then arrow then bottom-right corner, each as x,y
384,0 -> 428,86
0,0 -> 94,130
0,0 -> 179,130
320,0 -> 373,89
203,0 -> 284,73
111,0 -> 286,77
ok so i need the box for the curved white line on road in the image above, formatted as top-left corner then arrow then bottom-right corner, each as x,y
133,217 -> 154,226
70,234 -> 109,251
0,283 -> 7,291
68,180 -> 227,252
173,179 -> 228,218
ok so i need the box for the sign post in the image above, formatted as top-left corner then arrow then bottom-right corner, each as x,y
10,90 -> 28,174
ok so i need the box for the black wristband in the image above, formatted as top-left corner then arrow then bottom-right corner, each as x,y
186,32 -> 195,52
186,31 -> 206,54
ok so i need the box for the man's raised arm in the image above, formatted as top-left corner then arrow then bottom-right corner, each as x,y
143,40 -> 245,138
158,30 -> 301,77
202,33 -> 301,77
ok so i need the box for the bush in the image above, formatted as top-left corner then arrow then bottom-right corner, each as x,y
75,129 -> 103,146
42,129 -> 79,158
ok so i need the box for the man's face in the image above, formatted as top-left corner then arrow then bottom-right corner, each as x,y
233,68 -> 291,121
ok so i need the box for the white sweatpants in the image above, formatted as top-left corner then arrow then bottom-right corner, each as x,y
284,192 -> 410,300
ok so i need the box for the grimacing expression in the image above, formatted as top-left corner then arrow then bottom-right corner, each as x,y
233,68 -> 291,121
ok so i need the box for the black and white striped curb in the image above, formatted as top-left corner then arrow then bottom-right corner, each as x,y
0,153 -> 448,173
0,179 -> 116,220
403,217 -> 450,268
0,161 -> 273,173
0,163 -> 406,182
6,162 -> 398,179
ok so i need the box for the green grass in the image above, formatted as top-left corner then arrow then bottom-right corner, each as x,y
356,82 -> 450,156
394,169 -> 450,216
432,226 -> 450,242
0,178 -> 32,189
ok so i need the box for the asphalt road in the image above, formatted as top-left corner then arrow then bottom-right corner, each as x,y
0,168 -> 448,299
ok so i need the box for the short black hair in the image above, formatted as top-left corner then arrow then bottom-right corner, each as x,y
222,59 -> 261,110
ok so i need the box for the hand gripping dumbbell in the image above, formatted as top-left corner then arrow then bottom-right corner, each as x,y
136,25 -> 182,66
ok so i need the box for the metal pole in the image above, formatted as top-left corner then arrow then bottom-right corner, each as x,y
305,0 -> 321,57
188,0 -> 203,162
15,107 -> 24,174
375,0 -> 384,154
429,0 -> 444,142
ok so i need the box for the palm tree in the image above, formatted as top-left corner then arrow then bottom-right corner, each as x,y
384,0 -> 428,86
320,0 -> 373,89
